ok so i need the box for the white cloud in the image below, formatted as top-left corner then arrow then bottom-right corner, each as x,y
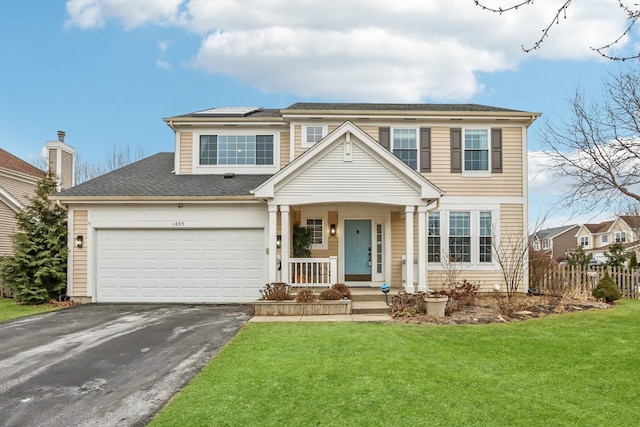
156,59 -> 171,70
65,0 -> 183,29
64,0 -> 636,100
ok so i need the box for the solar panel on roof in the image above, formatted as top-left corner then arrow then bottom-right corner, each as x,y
193,106 -> 262,117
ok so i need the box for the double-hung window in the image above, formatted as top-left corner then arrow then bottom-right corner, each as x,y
615,231 -> 627,243
542,239 -> 550,250
199,134 -> 274,165
464,129 -> 489,172
306,218 -> 324,246
428,212 -> 441,262
580,236 -> 589,247
392,128 -> 417,170
449,212 -> 471,262
601,234 -> 609,245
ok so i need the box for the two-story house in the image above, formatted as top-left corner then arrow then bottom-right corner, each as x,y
575,216 -> 640,262
531,225 -> 579,262
54,103 -> 539,303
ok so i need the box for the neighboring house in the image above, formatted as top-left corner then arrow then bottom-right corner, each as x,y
531,225 -> 579,261
574,216 -> 640,262
54,103 -> 540,303
0,131 -> 74,256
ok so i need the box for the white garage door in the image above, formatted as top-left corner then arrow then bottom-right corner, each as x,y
96,229 -> 265,303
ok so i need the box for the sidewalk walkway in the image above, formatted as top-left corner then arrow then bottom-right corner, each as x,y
249,314 -> 392,323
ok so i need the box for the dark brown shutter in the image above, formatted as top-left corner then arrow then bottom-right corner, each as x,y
491,128 -> 502,173
379,127 -> 390,150
420,127 -> 431,172
450,128 -> 462,173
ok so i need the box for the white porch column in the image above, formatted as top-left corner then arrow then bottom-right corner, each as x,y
281,205 -> 290,284
405,205 -> 415,293
417,205 -> 427,292
268,204 -> 278,283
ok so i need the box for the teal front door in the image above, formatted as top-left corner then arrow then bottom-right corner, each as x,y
344,220 -> 372,281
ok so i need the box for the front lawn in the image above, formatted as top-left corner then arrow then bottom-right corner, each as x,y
0,297 -> 61,322
151,300 -> 640,426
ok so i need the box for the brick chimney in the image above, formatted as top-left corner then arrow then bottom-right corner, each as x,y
46,131 -> 75,190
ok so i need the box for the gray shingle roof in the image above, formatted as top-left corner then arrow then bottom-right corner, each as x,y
56,153 -> 272,198
170,108 -> 283,119
284,102 -> 524,113
534,225 -> 578,239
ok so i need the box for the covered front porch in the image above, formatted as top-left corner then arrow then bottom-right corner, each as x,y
267,203 -> 439,292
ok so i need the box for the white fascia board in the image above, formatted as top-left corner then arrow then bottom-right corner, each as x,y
0,186 -> 24,212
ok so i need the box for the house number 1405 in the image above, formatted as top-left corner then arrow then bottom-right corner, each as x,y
172,221 -> 185,227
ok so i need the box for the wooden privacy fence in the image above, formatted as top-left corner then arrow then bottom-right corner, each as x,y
533,266 -> 639,299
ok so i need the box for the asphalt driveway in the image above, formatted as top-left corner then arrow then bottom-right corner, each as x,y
0,304 -> 251,427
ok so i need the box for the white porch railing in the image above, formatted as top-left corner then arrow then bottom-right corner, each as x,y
289,256 -> 337,287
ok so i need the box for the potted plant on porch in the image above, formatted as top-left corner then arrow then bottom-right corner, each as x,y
292,222 -> 314,283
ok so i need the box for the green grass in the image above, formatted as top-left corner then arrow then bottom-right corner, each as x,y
151,300 -> 640,427
0,297 -> 61,322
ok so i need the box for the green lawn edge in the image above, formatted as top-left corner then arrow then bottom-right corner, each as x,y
151,299 -> 640,427
0,297 -> 61,322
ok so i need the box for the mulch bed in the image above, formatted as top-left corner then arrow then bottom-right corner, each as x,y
392,295 -> 614,325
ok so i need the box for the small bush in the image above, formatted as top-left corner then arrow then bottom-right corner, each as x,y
390,292 -> 428,316
332,283 -> 351,300
318,288 -> 342,300
493,292 -> 529,317
592,272 -> 622,303
260,282 -> 293,301
295,287 -> 316,302
435,280 -> 479,314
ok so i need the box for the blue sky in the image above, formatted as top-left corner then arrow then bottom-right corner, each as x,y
1,1 -> 638,227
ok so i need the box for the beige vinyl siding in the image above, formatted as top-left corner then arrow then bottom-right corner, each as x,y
72,210 -> 88,297
0,202 -> 17,257
426,127 -> 523,197
61,151 -> 73,190
48,148 -> 57,176
309,210 -> 338,259
390,212 -> 405,288
279,131 -> 290,169
0,176 -> 36,205
293,125 -> 304,158
179,132 -> 193,174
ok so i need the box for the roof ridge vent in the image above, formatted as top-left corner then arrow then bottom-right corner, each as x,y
193,107 -> 262,117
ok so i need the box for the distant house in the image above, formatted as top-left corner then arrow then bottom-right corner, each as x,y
0,132 -> 75,258
531,225 -> 579,261
54,102 -> 540,304
574,216 -> 640,262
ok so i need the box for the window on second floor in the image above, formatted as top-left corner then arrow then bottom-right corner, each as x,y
302,125 -> 327,148
392,128 -> 417,170
542,239 -> 550,250
580,236 -> 589,247
615,231 -> 627,243
199,135 -> 274,166
464,129 -> 489,171
601,234 -> 609,245
533,240 -> 540,251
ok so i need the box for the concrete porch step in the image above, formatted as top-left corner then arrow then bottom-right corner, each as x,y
351,300 -> 391,315
349,288 -> 397,302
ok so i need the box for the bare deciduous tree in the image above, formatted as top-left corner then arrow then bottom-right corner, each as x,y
540,68 -> 640,214
474,0 -> 640,60
75,146 -> 145,184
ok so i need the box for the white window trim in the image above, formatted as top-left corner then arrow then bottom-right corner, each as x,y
301,124 -> 328,148
601,234 -> 609,245
301,209 -> 328,251
615,231 -> 627,243
580,236 -> 589,248
542,239 -> 550,250
428,207 -> 500,270
391,127 -> 419,170
462,127 -> 491,178
533,240 -> 540,251
192,130 -> 280,175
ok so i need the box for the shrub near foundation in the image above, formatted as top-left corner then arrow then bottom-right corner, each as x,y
259,283 -> 293,301
319,288 -> 342,300
295,288 -> 316,302
331,283 -> 351,300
